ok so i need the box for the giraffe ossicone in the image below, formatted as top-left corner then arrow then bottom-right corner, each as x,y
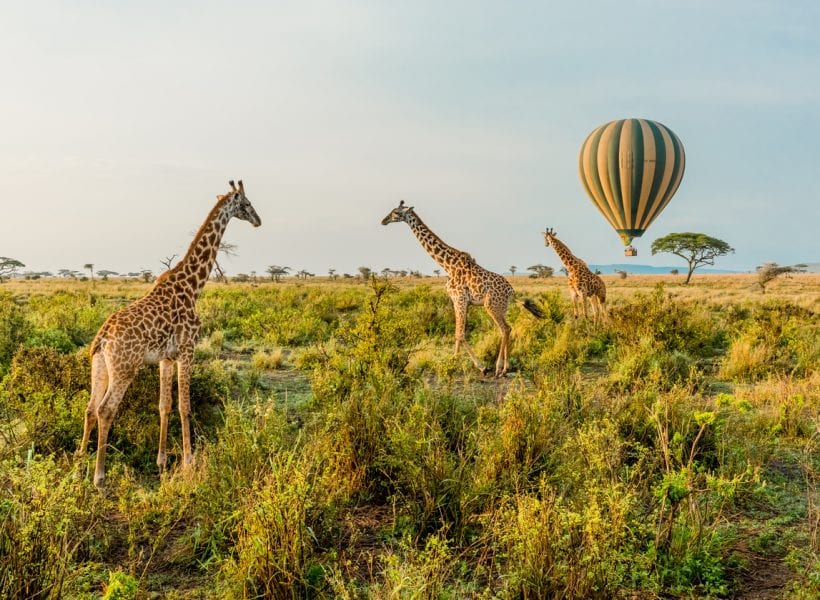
382,200 -> 543,377
77,180 -> 261,487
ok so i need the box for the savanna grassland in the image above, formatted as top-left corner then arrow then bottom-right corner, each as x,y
0,274 -> 817,599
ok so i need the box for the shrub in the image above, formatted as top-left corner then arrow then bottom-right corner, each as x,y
217,454 -> 326,598
0,456 -> 109,599
0,292 -> 28,377
2,346 -> 232,471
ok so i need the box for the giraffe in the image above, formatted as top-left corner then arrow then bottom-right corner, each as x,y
382,201 -> 543,376
77,180 -> 261,487
543,227 -> 607,321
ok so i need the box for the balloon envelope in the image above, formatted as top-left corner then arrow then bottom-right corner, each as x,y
579,119 -> 685,246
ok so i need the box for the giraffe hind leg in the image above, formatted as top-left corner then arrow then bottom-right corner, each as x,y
487,303 -> 511,377
78,351 -> 108,458
93,376 -> 133,488
452,296 -> 487,375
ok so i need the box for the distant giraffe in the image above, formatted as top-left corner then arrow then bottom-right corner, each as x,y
77,180 -> 261,487
382,201 -> 543,376
543,228 -> 607,321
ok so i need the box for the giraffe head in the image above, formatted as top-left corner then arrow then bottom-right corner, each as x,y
543,227 -> 557,247
381,200 -> 414,225
223,180 -> 262,227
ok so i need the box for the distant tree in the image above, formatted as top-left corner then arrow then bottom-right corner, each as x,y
160,254 -> 178,270
755,262 -> 807,293
295,269 -> 314,280
213,242 -> 238,283
97,269 -> 118,281
141,270 -> 153,283
509,266 -> 517,277
84,263 -> 95,280
328,268 -> 337,280
433,269 -> 441,277
358,266 -> 373,280
594,269 -> 602,275
526,264 -> 554,279
233,273 -> 250,283
250,270 -> 257,282
266,265 -> 291,282
559,267 -> 568,276
651,232 -> 734,284
342,273 -> 353,279
670,268 -> 679,276
615,269 -> 628,279
58,269 -> 79,279
0,257 -> 24,281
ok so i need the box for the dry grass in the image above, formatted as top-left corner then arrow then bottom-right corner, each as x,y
6,272 -> 818,308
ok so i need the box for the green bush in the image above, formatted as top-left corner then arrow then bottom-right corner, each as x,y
0,292 -> 28,377
2,346 -> 233,471
0,456 -> 109,600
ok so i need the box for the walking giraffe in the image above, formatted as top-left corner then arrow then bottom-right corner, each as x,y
78,180 -> 261,487
543,228 -> 607,321
382,201 -> 543,376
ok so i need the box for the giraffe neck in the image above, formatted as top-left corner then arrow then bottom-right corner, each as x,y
404,210 -> 466,271
162,198 -> 232,297
548,236 -> 583,272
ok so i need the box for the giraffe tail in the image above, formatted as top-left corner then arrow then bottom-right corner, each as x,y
521,298 -> 545,319
89,329 -> 104,358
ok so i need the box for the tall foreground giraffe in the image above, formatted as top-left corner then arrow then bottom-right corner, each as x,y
543,228 -> 607,321
382,201 -> 543,376
78,181 -> 261,487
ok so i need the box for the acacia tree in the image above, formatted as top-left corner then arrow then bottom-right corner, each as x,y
526,264 -> 554,279
266,265 -> 290,282
755,262 -> 807,293
84,263 -> 94,280
509,265 -> 517,277
651,232 -> 734,284
0,257 -> 24,281
97,269 -> 118,281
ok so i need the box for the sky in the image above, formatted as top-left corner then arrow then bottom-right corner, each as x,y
1,1 -> 818,277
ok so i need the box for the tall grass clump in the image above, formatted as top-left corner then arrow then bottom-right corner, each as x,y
0,292 -> 28,377
0,456 -> 109,599
217,453 -> 331,598
720,300 -> 818,381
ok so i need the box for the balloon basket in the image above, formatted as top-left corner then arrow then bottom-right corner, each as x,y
624,246 -> 638,257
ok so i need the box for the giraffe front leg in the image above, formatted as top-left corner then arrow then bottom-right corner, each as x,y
157,359 -> 174,472
487,303 -> 511,377
177,354 -> 195,469
570,289 -> 580,319
452,296 -> 487,375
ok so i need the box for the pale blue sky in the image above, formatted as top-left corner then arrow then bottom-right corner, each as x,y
1,1 -> 818,276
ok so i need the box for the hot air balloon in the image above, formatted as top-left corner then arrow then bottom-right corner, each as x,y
578,119 -> 685,256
